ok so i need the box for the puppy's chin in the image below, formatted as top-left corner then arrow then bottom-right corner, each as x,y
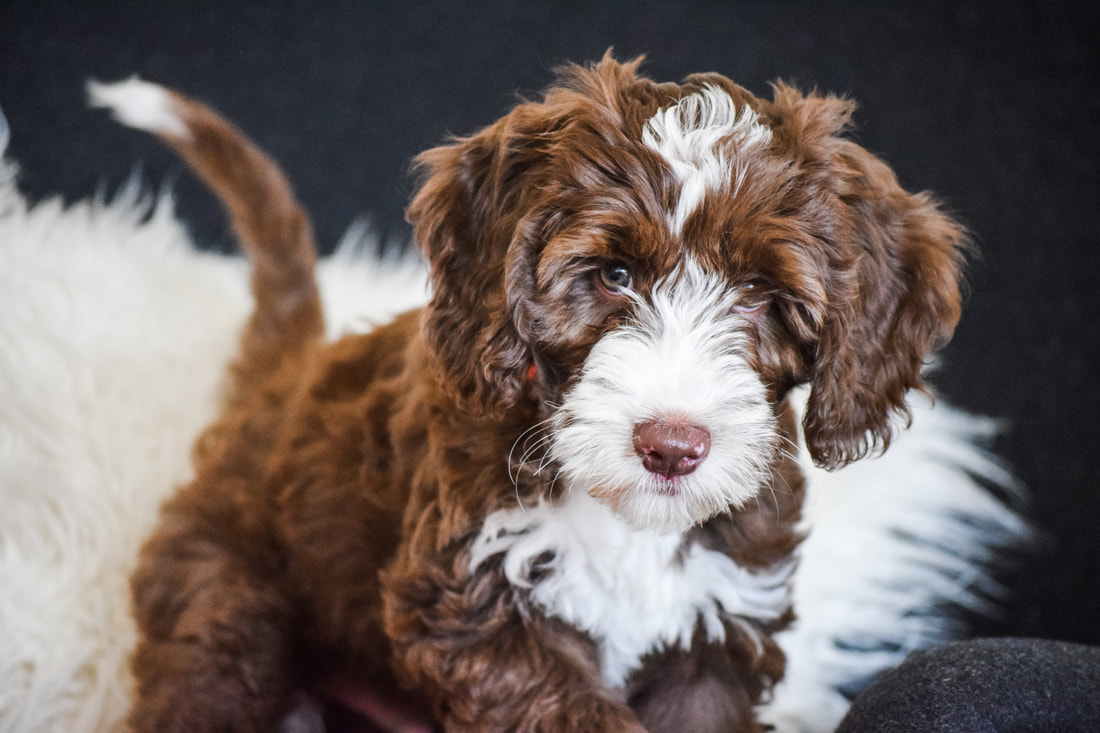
588,482 -> 731,536
582,472 -> 761,536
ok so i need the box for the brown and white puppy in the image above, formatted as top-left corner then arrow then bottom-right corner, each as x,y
97,54 -> 966,732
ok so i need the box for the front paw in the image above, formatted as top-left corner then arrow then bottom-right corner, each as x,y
128,641 -> 291,732
445,692 -> 644,732
536,695 -> 647,733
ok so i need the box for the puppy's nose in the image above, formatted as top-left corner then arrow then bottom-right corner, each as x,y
633,421 -> 710,478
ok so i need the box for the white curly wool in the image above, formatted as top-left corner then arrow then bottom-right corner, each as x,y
0,150 -> 1025,731
0,158 -> 425,732
756,390 -> 1030,731
0,165 -> 241,733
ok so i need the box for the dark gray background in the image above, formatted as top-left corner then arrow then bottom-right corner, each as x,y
3,0 -> 1097,648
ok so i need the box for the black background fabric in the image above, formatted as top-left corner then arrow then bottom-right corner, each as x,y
836,638 -> 1100,731
2,1 -> 1098,650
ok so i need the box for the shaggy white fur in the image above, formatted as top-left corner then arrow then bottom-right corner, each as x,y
0,154 -> 425,732
758,390 -> 1029,730
0,138 -> 1025,731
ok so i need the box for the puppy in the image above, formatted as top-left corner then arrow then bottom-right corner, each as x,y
100,54 -> 966,731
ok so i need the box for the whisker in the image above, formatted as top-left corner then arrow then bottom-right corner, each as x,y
532,443 -> 559,478
507,418 -> 558,512
777,449 -> 801,469
507,418 -> 555,485
775,432 -> 801,459
765,483 -> 781,522
546,468 -> 566,501
517,427 -> 555,465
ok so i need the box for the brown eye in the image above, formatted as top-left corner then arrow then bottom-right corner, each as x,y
597,264 -> 633,294
734,281 -> 770,313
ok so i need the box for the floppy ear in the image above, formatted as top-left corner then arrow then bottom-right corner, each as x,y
767,85 -> 969,469
407,104 -> 555,416
408,54 -> 649,416
802,134 -> 968,469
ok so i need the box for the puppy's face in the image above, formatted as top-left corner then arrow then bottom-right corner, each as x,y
410,57 -> 966,534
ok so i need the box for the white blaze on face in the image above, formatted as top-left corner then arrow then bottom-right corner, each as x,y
641,84 -> 773,234
549,258 -> 778,535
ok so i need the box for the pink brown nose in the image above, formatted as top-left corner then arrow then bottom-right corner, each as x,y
633,421 -> 711,478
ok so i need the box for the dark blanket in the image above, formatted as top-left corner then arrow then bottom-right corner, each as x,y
838,638 -> 1100,731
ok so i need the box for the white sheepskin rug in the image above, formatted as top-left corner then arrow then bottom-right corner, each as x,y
0,125 -> 1028,731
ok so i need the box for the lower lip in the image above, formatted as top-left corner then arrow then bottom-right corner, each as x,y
655,480 -> 680,497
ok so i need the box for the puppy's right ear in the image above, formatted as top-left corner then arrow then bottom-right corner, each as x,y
407,112 -> 546,416
409,55 -> 650,415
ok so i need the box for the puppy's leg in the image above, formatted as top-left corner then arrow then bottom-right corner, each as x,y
128,476 -> 300,731
626,627 -> 786,733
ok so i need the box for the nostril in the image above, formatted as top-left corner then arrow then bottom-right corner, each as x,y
633,420 -> 711,478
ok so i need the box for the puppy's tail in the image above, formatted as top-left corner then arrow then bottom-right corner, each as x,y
88,77 -> 324,384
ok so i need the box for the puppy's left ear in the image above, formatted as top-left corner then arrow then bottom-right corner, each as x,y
796,104 -> 969,469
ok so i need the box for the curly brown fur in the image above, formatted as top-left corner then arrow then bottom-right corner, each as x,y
122,54 -> 966,732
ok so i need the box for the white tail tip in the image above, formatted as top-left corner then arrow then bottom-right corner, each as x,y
87,77 -> 189,139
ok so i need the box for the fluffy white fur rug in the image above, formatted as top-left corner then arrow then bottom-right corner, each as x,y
0,123 -> 1028,732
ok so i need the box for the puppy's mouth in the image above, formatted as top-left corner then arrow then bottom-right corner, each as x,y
651,479 -> 681,497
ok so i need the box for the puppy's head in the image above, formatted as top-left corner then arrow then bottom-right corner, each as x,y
409,55 -> 966,533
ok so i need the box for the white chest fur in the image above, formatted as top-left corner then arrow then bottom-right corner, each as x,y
470,488 -> 793,686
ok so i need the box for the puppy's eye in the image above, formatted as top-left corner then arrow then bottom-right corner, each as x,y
734,281 -> 771,314
597,264 -> 633,295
